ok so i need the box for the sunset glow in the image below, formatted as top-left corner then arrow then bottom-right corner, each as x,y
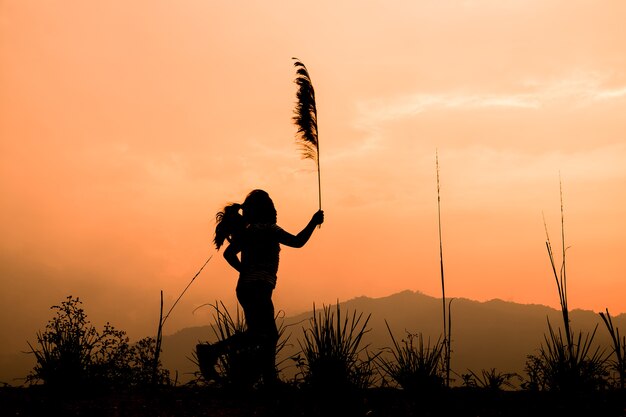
1,1 -> 625,355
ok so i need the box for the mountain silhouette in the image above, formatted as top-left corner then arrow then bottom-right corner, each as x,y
2,290 -> 622,386
160,290 -> 625,385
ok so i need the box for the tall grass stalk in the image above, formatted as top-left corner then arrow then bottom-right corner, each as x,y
436,151 -> 451,386
543,178 -> 572,347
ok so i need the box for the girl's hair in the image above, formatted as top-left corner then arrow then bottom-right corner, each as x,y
214,203 -> 243,250
242,189 -> 277,224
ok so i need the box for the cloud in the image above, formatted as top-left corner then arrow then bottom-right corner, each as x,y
441,144 -> 626,186
356,72 -> 626,125
356,92 -> 540,124
592,86 -> 626,101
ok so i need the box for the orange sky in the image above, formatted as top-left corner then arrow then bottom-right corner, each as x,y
1,1 -> 625,353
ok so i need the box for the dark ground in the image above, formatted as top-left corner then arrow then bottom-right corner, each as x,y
2,385 -> 626,417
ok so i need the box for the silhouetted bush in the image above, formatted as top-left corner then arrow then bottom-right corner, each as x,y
27,296 -> 170,388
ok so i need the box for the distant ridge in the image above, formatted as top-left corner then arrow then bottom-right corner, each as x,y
160,290 -> 624,385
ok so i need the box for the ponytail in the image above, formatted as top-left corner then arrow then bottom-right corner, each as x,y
214,203 -> 243,250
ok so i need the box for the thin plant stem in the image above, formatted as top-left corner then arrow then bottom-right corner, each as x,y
543,179 -> 572,350
447,297 -> 454,385
317,131 -> 321,211
153,291 -> 164,384
436,150 -> 450,387
559,177 -> 571,347
155,255 -> 212,384
317,138 -> 322,228
161,254 -> 213,327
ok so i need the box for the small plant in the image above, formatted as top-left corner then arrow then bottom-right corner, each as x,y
377,322 -> 444,392
27,296 -> 169,387
27,296 -> 99,387
522,354 -> 547,391
599,309 -> 626,389
463,368 -> 518,390
294,303 -> 374,391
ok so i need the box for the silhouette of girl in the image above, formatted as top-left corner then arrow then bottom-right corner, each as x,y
197,189 -> 324,385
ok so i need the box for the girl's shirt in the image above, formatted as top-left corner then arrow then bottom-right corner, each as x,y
239,223 -> 284,288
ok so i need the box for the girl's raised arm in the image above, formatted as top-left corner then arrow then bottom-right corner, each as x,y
278,210 -> 324,248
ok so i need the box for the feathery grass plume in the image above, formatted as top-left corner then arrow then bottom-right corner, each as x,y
292,58 -> 321,210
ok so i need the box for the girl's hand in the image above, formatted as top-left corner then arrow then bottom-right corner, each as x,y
312,210 -> 324,226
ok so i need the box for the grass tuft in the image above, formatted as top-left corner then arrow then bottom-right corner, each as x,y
599,309 -> 626,389
377,321 -> 445,393
294,303 -> 375,391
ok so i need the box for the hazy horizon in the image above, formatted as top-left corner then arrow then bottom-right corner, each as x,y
2,1 -> 625,356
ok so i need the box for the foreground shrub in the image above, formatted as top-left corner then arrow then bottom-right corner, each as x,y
377,322 -> 445,392
27,296 -> 169,387
294,303 -> 375,391
523,321 -> 607,392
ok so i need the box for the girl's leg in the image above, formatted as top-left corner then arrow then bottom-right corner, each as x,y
237,283 -> 279,383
